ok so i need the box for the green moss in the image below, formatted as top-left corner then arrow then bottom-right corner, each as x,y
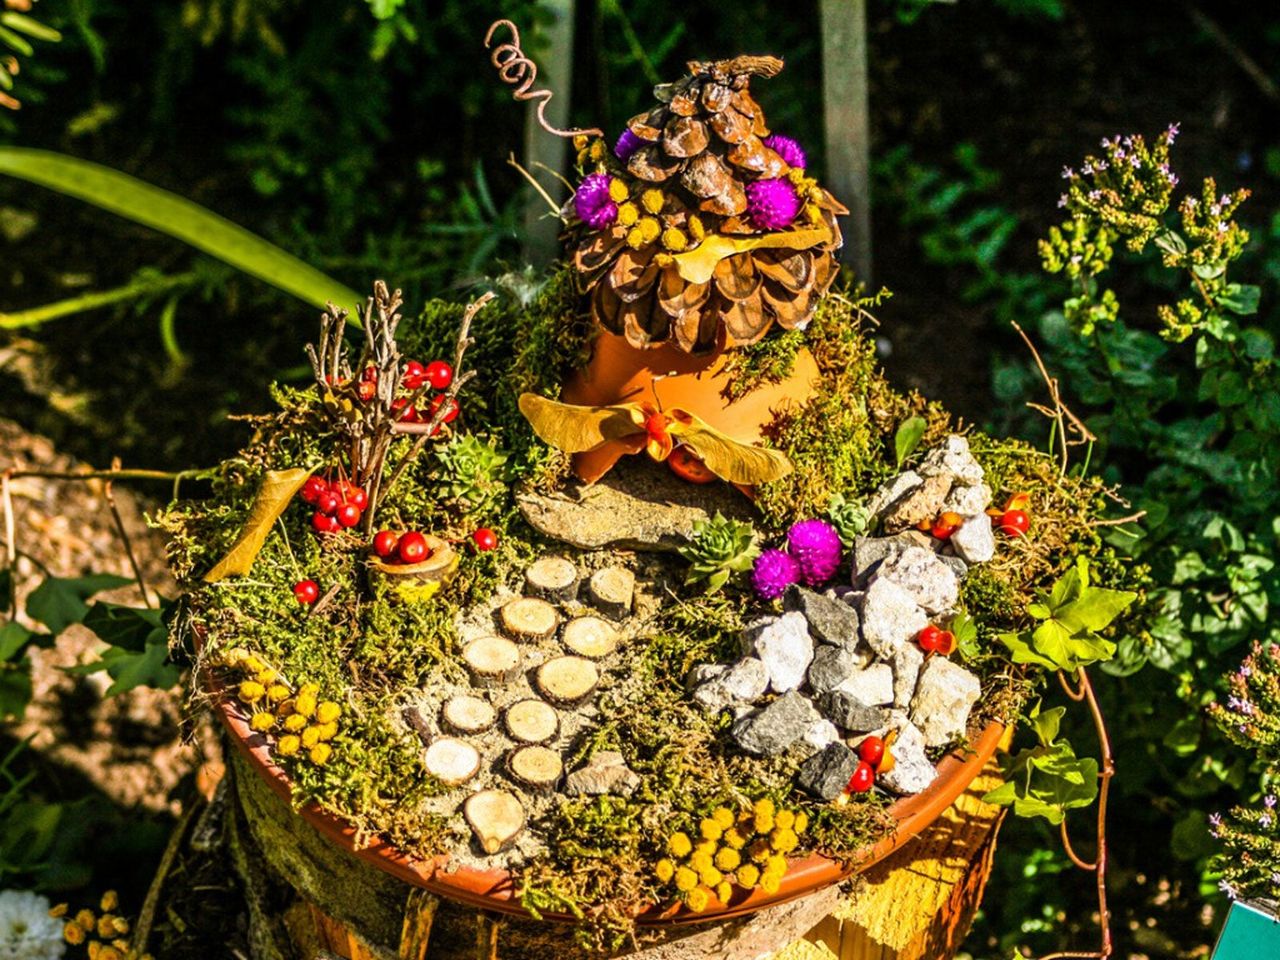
721,327 -> 807,400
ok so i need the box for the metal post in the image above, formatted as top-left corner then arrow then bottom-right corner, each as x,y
821,0 -> 872,284
522,0 -> 577,269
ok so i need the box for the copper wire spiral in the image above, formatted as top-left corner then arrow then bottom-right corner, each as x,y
484,19 -> 603,140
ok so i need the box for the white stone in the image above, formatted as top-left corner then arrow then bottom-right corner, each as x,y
834,662 -> 895,706
873,545 -> 960,616
860,578 -> 928,659
721,657 -> 771,703
747,612 -> 814,693
944,481 -> 992,516
878,719 -> 938,795
802,717 -> 841,753
919,434 -> 984,485
951,512 -> 995,564
891,644 -> 924,710
867,470 -> 923,519
910,657 -> 982,747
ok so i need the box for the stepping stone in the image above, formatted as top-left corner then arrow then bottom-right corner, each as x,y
503,699 -> 560,744
525,556 -> 580,602
561,616 -> 620,659
423,737 -> 481,786
564,750 -> 641,797
500,597 -> 560,642
506,744 -> 564,793
462,635 -> 522,687
464,789 -> 525,854
534,656 -> 600,706
588,567 -> 635,620
441,695 -> 496,734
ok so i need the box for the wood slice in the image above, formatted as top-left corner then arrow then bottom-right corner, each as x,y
463,789 -> 525,855
524,557 -> 580,603
441,695 -> 496,735
561,616 -> 620,659
499,597 -> 560,642
505,745 -> 564,794
503,699 -> 561,744
534,656 -> 600,706
587,567 -> 635,620
423,737 -> 481,786
462,635 -> 522,687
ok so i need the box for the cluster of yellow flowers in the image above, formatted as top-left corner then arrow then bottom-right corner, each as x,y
606,179 -> 707,255
51,891 -> 150,960
786,167 -> 830,228
653,798 -> 807,912
223,647 -> 342,766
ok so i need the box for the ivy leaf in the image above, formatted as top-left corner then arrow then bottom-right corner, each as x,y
1218,283 -> 1260,317
1029,702 -> 1065,746
1053,586 -> 1137,633
0,658 -> 33,720
0,620 -> 52,661
203,468 -> 312,582
67,640 -> 180,697
894,416 -> 928,466
81,602 -> 166,653
998,629 -> 1059,670
984,737 -> 1099,825
949,611 -> 979,660
25,574 -> 133,633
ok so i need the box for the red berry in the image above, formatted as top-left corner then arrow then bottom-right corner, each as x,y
300,476 -> 327,505
667,447 -> 717,484
347,487 -> 368,510
335,502 -> 362,528
917,624 -> 943,652
431,394 -> 460,424
312,511 -> 339,534
935,630 -> 957,656
293,579 -> 320,605
361,364 -> 377,382
392,398 -> 419,423
930,511 -> 963,540
472,527 -> 499,552
397,531 -> 429,565
357,380 -> 377,403
998,509 -> 1030,537
372,529 -> 399,558
425,360 -> 454,391
858,735 -> 885,768
317,491 -> 340,515
846,761 -> 875,794
402,360 -> 427,390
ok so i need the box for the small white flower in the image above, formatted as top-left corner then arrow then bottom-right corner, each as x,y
0,890 -> 65,960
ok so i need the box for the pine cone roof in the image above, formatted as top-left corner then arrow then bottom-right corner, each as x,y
568,55 -> 847,354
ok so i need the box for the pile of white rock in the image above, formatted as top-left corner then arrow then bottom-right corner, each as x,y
684,435 -> 995,800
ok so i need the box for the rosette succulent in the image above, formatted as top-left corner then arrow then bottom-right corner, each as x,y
435,434 -> 511,516
679,512 -> 760,593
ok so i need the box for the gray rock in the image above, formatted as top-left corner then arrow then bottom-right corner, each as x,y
721,657 -> 770,703
851,531 -> 933,585
859,577 -> 928,659
919,434 -> 984,486
873,545 -> 959,616
940,555 -> 969,581
878,720 -> 938,795
910,657 -> 982,747
745,612 -> 814,693
516,457 -> 754,552
867,470 -> 923,519
818,689 -> 892,734
564,750 -> 642,797
691,679 -> 736,716
797,742 -> 860,800
891,644 -> 924,710
834,663 -> 895,706
950,512 -> 995,564
802,717 -> 841,753
730,692 -> 821,756
882,473 -> 951,533
686,663 -> 726,690
807,646 -> 864,696
785,585 -> 860,647
943,481 -> 992,517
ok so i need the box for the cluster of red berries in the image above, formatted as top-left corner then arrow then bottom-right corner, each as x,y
920,511 -> 964,540
916,623 -> 957,656
371,529 -> 433,565
845,734 -> 889,794
301,476 -> 368,534
989,492 -> 1031,538
355,358 -> 459,429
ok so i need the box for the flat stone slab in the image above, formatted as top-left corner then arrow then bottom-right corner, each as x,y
516,458 -> 753,552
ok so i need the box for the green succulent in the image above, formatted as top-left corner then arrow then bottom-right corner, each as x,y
434,434 -> 510,516
678,513 -> 760,594
826,493 -> 871,546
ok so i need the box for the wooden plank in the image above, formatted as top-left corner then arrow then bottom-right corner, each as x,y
820,0 -> 873,284
522,0 -> 577,268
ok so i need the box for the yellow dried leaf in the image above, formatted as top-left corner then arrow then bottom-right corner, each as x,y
517,393 -> 643,453
668,412 -> 793,485
671,224 -> 833,285
203,467 -> 312,582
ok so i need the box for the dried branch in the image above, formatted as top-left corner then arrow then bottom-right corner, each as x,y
104,458 -> 154,609
484,20 -> 603,140
1011,320 -> 1097,475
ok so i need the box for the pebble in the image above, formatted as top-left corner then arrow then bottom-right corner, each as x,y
564,750 -> 642,797
851,532 -> 933,586
797,742 -> 860,801
910,657 -> 982,747
859,577 -> 929,659
807,646 -> 864,696
744,612 -> 814,693
802,717 -> 841,753
950,512 -> 995,564
817,689 -> 892,734
730,691 -> 821,756
891,644 -> 924,710
919,434 -> 984,486
873,545 -> 959,617
878,719 -> 938,795
867,471 -> 923,519
834,662 -> 895,706
784,584 -> 861,647
882,473 -> 951,533
943,481 -> 992,517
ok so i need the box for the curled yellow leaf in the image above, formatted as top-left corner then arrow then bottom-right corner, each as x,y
668,411 -> 792,484
517,393 -> 641,453
203,467 -> 312,583
670,225 -> 833,285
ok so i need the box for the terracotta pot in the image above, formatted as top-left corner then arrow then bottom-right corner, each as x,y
209,666 -> 1005,926
365,535 -> 458,603
560,330 -> 822,483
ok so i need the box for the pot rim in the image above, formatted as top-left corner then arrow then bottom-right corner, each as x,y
211,665 -> 1005,926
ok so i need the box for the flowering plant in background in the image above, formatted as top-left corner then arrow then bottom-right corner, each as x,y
0,889 -> 64,960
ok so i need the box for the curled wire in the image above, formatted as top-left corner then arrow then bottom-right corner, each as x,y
484,19 -> 603,140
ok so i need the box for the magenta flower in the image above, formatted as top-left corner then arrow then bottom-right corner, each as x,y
745,178 -> 801,231
574,173 -> 618,229
614,128 -> 644,161
763,134 -> 806,170
786,519 -> 842,586
752,549 -> 801,600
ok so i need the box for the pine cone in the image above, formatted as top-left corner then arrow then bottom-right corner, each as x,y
568,56 -> 847,354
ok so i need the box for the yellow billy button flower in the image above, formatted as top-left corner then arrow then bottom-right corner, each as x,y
688,214 -> 705,241
793,811 -> 809,834
673,866 -> 698,892
689,849 -> 713,874
48,903 -> 68,918
654,858 -> 675,883
294,691 -> 317,719
715,880 -> 733,904
277,735 -> 301,757
712,807 -> 735,830
283,713 -> 308,732
616,201 -> 639,227
667,832 -> 693,858
722,827 -> 745,850
238,680 -> 265,704
242,654 -> 265,673
315,722 -> 339,742
774,809 -> 795,831
573,134 -> 588,151
315,701 -> 342,724
309,743 -> 332,765
699,818 -> 723,842
748,839 -> 772,864
698,865 -> 722,888
74,909 -> 95,931
588,140 -> 606,163
625,226 -> 647,250
97,915 -> 118,939
63,922 -> 87,945
714,846 -> 741,872
267,684 -> 290,703
250,712 -> 275,733
661,227 -> 689,252
99,891 -> 118,912
685,886 -> 710,913
638,216 -> 661,244
735,863 -> 760,888
87,941 -> 101,960
301,726 -> 322,749
764,854 -> 788,879
255,667 -> 278,685
752,797 -> 776,834
640,188 -> 665,215
771,828 -> 799,854
759,872 -> 781,895
607,178 -> 629,203
98,947 -> 122,960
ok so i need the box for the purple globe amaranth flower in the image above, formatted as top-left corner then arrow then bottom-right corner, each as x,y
574,173 -> 618,229
614,128 -> 644,161
745,178 -> 801,231
752,549 -> 801,601
763,134 -> 807,170
786,519 -> 842,586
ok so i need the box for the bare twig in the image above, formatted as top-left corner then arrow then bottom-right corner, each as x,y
1012,320 -> 1097,475
1086,510 -> 1147,528
2,471 -> 15,608
507,153 -> 563,217
484,20 -> 603,139
104,458 -> 154,609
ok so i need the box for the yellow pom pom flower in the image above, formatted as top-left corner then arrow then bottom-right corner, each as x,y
242,654 -> 265,673
267,684 -> 290,703
250,712 -> 275,733
63,922 -> 86,945
640,189 -> 665,215
735,864 -> 760,888
765,854 -> 788,878
770,828 -> 798,854
774,809 -> 795,831
277,735 -> 301,757
714,847 -> 741,872
315,701 -> 342,724
685,886 -> 710,913
638,216 -> 661,243
748,839 -> 772,864
98,948 -> 122,960
688,215 -> 705,241
97,915 -> 118,939
654,858 -> 675,883
607,178 -> 629,203
573,134 -> 588,151
309,743 -> 332,765
712,807 -> 736,830
699,818 -> 723,842
673,866 -> 698,892
716,880 -> 733,904
793,811 -> 809,834
668,832 -> 693,858
760,873 -> 781,895
301,726 -> 322,749
88,941 -> 101,960
99,891 -> 118,912
111,916 -> 129,935
752,797 -> 775,834
625,225 -> 647,250
661,227 -> 688,252
698,865 -> 722,888
588,140 -> 606,163
283,713 -> 308,732
722,827 -> 745,850
689,849 -> 712,874
315,722 -> 339,742
255,667 -> 278,685
48,903 -> 68,919
295,692 -> 317,719
617,202 -> 639,226
238,680 -> 265,704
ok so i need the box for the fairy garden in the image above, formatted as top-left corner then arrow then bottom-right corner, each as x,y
134,41 -> 1154,950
